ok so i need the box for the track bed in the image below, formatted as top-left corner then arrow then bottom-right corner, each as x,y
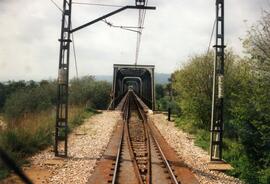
88,91 -> 198,184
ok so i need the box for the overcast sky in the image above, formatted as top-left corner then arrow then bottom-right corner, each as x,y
0,0 -> 269,81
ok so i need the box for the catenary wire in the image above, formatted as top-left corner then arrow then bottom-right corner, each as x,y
72,2 -> 124,8
135,0 -> 148,65
102,19 -> 142,34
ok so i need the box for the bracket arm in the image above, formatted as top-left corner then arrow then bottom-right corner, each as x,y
70,5 -> 156,33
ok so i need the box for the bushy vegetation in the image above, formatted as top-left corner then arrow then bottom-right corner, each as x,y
155,84 -> 180,114
3,82 -> 56,120
69,77 -> 111,109
171,12 -> 270,184
155,84 -> 168,111
0,76 -> 111,179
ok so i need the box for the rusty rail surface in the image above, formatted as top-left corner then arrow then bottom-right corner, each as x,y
112,90 -> 180,184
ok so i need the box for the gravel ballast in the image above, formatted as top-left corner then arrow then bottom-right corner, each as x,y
149,113 -> 243,184
3,111 -> 242,184
5,111 -> 121,184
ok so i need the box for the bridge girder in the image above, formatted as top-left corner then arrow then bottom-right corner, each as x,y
112,64 -> 155,110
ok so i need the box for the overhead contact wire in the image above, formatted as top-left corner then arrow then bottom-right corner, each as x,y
72,2 -> 124,8
135,0 -> 148,65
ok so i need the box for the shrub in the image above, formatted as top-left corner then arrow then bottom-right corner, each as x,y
69,77 -> 111,109
4,86 -> 55,120
172,49 -> 270,183
0,76 -> 110,180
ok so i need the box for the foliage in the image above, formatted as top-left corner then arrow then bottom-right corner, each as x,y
155,84 -> 166,100
155,84 -> 167,111
172,52 -> 213,129
69,76 -> 111,109
155,83 -> 181,114
171,12 -> 270,182
243,11 -> 270,79
1,77 -> 111,121
0,76 -> 111,180
4,85 -> 55,120
0,80 -> 39,112
0,106 -> 93,180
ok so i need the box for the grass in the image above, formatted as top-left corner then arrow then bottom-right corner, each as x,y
174,117 -> 268,183
175,117 -> 210,149
0,106 -> 95,180
175,117 -> 239,158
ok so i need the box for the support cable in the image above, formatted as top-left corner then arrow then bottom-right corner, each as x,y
49,0 -> 63,12
71,24 -> 79,79
207,19 -> 216,55
48,0 -> 79,79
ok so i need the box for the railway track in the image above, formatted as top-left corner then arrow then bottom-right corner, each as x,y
88,90 -> 198,184
111,90 -> 179,184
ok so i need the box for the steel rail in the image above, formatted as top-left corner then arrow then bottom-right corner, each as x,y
125,117 -> 144,184
148,129 -> 178,184
112,92 -> 129,184
134,96 -> 151,184
112,91 -> 144,184
125,93 -> 146,183
134,91 -> 178,184
111,115 -> 125,184
115,90 -> 178,184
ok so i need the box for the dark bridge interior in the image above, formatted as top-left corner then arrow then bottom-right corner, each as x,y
112,64 -> 155,110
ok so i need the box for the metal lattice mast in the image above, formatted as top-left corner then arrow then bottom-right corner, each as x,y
210,0 -> 225,161
54,0 -> 155,157
55,0 -> 72,157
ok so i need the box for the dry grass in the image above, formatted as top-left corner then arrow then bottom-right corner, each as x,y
0,105 -> 92,179
5,105 -> 85,132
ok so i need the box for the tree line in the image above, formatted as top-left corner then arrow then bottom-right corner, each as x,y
0,76 -> 111,120
167,12 -> 270,183
0,76 -> 111,179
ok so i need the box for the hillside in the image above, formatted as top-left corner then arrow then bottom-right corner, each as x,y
95,73 -> 170,84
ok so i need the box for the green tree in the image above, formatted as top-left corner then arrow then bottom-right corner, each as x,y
172,52 -> 214,129
243,11 -> 270,79
155,84 -> 165,100
69,76 -> 111,109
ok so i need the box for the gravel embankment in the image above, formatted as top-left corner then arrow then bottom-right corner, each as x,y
20,111 -> 121,184
149,113 -> 243,184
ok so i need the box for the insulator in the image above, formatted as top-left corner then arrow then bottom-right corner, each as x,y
58,68 -> 67,84
218,75 -> 224,98
136,0 -> 145,6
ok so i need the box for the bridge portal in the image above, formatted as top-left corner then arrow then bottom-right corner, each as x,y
112,64 -> 155,110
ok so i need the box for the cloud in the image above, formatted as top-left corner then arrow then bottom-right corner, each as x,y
0,0 -> 268,81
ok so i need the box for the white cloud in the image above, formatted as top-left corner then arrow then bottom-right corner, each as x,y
0,0 -> 268,81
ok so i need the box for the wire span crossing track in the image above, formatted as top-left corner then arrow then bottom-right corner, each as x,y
88,90 -> 198,184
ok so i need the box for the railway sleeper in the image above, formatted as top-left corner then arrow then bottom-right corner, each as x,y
134,152 -> 147,157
